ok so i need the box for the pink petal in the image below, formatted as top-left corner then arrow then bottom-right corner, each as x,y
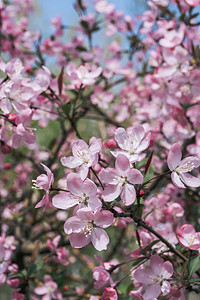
143,283 -> 161,300
83,179 -> 97,197
72,139 -> 88,156
150,255 -> 164,275
69,232 -> 91,248
127,169 -> 143,184
99,168 -> 118,184
134,269 -> 153,284
167,143 -> 182,171
161,261 -> 173,279
102,184 -> 121,202
34,286 -> 48,295
91,228 -> 109,251
137,132 -> 151,153
76,207 -> 94,222
121,184 -> 136,206
60,156 -> 82,168
115,154 -> 130,172
171,172 -> 186,188
52,192 -> 78,210
180,173 -> 200,188
180,156 -> 200,168
94,211 -> 114,228
64,216 -> 85,234
67,173 -> 83,195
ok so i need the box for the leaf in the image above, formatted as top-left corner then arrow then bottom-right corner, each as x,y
189,278 -> 200,283
58,67 -> 64,96
144,151 -> 154,176
61,103 -> 71,115
188,256 -> 200,278
143,208 -> 154,220
140,240 -> 159,255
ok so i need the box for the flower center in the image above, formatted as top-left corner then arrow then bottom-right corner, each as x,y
76,147 -> 90,164
83,223 -> 93,237
175,161 -> 195,173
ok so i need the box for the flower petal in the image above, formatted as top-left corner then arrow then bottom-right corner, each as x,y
171,172 -> 186,188
167,143 -> 182,171
69,232 -> 91,248
91,228 -> 109,251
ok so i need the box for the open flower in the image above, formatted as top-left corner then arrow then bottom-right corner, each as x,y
64,207 -> 114,251
52,173 -> 102,212
33,164 -> 54,211
134,255 -> 173,300
167,143 -> 200,188
99,154 -> 143,205
61,137 -> 102,180
111,125 -> 151,163
34,275 -> 62,300
177,224 -> 200,251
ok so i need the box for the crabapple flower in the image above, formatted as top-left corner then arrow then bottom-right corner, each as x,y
64,207 -> 114,251
167,143 -> 200,188
12,108 -> 35,148
93,254 -> 115,289
34,275 -> 62,300
134,255 -> 173,300
101,287 -> 118,300
112,125 -> 151,163
47,235 -> 69,266
61,137 -> 102,180
66,63 -> 102,89
177,224 -> 200,251
99,154 -> 143,205
52,173 -> 102,211
33,164 -> 54,211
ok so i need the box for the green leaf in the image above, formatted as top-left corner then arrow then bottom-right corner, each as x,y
188,256 -> 200,278
143,209 -> 154,220
189,278 -> 200,283
62,103 -> 71,115
140,240 -> 159,255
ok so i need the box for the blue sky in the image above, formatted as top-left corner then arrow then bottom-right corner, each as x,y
30,0 -> 147,37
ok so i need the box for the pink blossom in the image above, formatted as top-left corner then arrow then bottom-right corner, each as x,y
99,154 -> 143,206
61,137 -> 102,180
52,173 -> 102,211
34,275 -> 62,300
0,78 -> 35,113
66,63 -> 102,89
166,203 -> 184,218
167,143 -> 200,188
159,23 -> 185,48
112,125 -> 151,163
93,254 -> 115,289
47,235 -> 69,266
101,287 -> 118,300
134,255 -> 173,299
184,0 -> 200,6
33,164 -> 54,211
187,132 -> 200,157
90,85 -> 114,109
64,207 -> 114,251
12,108 -> 35,148
177,224 -> 200,251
